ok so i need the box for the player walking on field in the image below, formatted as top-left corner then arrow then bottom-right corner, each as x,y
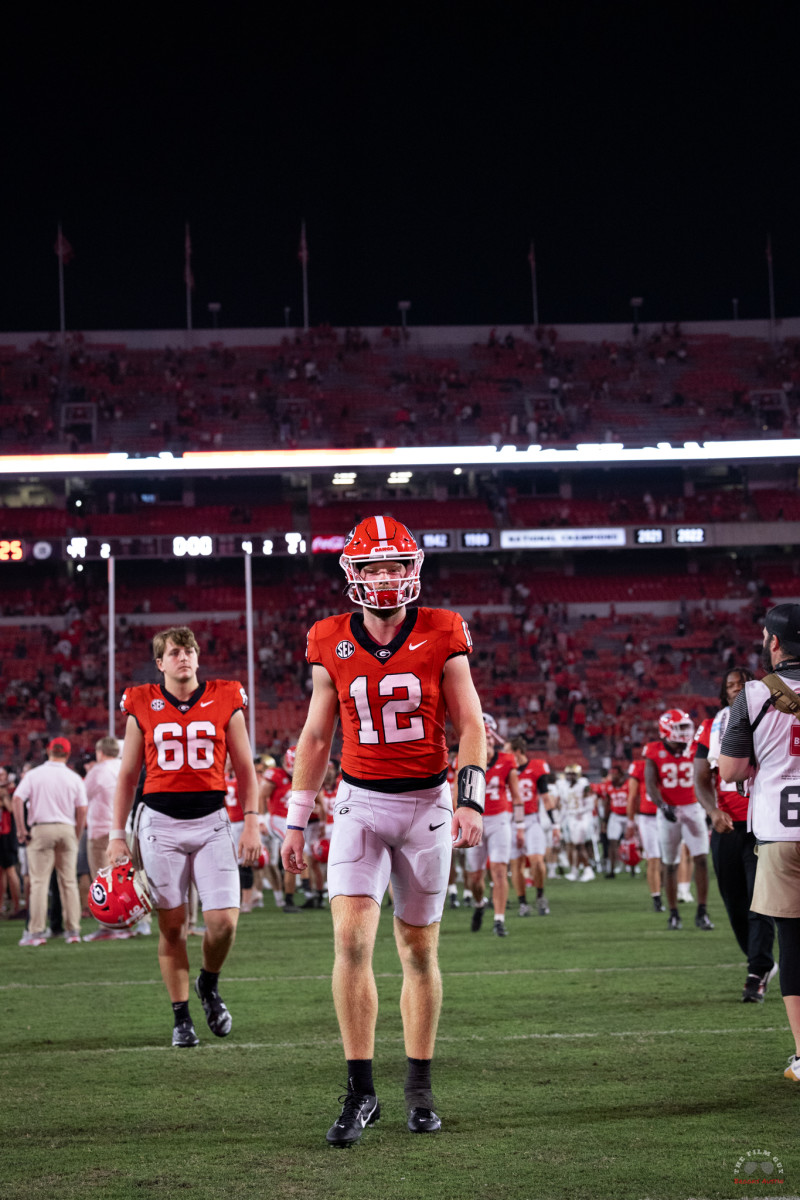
108,626 -> 260,1047
281,516 -> 486,1146
645,708 -> 714,932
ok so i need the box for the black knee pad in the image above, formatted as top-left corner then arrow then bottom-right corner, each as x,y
239,865 -> 254,890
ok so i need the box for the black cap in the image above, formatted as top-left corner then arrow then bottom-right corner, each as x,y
764,603 -> 800,657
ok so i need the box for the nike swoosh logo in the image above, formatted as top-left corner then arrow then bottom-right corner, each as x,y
429,821 -> 446,830
409,640 -> 427,650
200,701 -> 213,707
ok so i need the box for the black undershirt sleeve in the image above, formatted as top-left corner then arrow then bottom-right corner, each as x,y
719,690 -> 754,759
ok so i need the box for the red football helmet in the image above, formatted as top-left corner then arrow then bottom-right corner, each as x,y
88,859 -> 152,929
658,708 -> 695,747
312,836 -> 330,864
255,846 -> 269,869
339,515 -> 424,610
618,838 -> 641,868
283,745 -> 297,776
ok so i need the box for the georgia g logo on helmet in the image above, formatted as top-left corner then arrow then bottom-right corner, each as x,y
339,515 -> 424,611
658,708 -> 695,750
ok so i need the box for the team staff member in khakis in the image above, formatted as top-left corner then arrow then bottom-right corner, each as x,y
719,603 -> 800,1081
281,517 -> 485,1147
12,737 -> 87,945
108,626 -> 260,1048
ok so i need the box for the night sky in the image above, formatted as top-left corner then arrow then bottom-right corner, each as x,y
2,3 -> 799,333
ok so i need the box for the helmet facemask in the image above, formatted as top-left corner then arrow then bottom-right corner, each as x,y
339,517 -> 424,611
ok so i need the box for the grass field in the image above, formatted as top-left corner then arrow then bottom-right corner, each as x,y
2,872 -> 798,1200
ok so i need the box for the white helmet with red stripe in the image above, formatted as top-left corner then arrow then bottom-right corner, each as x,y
340,515 -> 424,610
283,745 -> 297,776
658,708 -> 695,748
482,712 -> 504,745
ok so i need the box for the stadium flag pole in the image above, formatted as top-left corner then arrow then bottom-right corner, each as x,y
528,240 -> 539,328
766,233 -> 776,343
244,550 -> 256,750
107,555 -> 116,736
185,222 -> 194,334
55,220 -> 69,347
299,220 -> 309,332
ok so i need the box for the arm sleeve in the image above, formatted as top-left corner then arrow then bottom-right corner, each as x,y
719,690 -> 754,758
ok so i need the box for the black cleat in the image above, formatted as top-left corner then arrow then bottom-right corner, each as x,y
326,1091 -> 380,1147
194,976 -> 232,1037
652,895 -> 665,913
492,919 -> 509,937
742,973 -> 763,1003
695,911 -> 715,931
172,1017 -> 200,1048
449,893 -> 460,909
667,912 -> 682,931
471,905 -> 485,932
408,1106 -> 442,1134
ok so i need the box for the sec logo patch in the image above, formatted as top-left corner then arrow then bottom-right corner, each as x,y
151,698 -> 165,711
336,640 -> 355,660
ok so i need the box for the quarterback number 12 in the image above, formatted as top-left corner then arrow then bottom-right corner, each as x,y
350,673 -> 425,745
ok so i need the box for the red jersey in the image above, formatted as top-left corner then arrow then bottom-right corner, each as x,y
307,607 -> 472,787
643,739 -> 696,807
517,758 -> 550,816
264,766 -> 292,819
121,680 -> 246,811
628,758 -> 657,815
485,751 -> 516,817
224,773 -> 243,822
601,780 -> 629,816
695,712 -> 748,820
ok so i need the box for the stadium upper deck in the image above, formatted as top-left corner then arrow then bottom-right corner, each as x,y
1,320 -> 799,457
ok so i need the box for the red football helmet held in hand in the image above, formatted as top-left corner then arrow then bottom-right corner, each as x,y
88,859 -> 153,929
312,836 -> 330,864
618,838 -> 641,868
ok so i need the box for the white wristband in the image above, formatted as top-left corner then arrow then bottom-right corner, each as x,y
286,790 -> 317,830
110,829 -> 128,841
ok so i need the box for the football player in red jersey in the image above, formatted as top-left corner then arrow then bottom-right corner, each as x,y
645,708 -> 714,932
464,715 -> 519,935
626,755 -> 663,910
108,627 -> 260,1047
695,668 -> 776,1001
281,516 -> 485,1146
261,748 -> 300,912
601,763 -> 631,879
509,736 -> 553,915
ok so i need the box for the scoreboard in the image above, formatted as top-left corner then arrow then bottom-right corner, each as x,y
0,521 -> 789,562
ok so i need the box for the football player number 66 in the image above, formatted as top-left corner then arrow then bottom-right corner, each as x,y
153,721 -> 216,770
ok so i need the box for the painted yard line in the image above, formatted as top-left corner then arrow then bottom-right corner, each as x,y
0,961 -> 748,992
0,1025 -> 790,1059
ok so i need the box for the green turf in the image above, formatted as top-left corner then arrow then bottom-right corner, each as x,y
2,873 -> 798,1200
